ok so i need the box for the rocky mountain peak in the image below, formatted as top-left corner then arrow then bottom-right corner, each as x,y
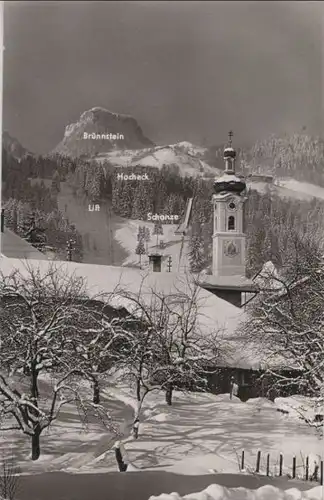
52,107 -> 154,158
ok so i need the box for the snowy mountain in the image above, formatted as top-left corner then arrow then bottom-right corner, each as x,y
52,107 -> 154,157
94,141 -> 219,178
2,131 -> 32,160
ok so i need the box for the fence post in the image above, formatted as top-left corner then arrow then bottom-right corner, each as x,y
321,461 -> 323,485
292,456 -> 296,479
279,453 -> 283,476
256,450 -> 261,473
266,453 -> 270,476
241,450 -> 245,471
305,456 -> 309,481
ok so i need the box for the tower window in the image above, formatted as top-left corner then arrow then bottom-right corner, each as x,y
228,215 -> 235,230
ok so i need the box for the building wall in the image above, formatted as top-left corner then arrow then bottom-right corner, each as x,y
207,367 -> 303,401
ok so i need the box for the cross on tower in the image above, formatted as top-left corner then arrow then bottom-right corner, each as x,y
228,130 -> 233,147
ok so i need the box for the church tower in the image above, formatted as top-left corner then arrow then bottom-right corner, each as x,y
200,132 -> 256,307
212,131 -> 247,278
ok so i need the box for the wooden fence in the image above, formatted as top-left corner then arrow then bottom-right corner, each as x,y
240,450 -> 324,485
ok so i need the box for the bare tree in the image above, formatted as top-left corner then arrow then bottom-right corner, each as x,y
0,261 -> 120,460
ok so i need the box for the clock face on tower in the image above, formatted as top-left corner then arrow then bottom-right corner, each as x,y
228,200 -> 237,211
224,240 -> 239,257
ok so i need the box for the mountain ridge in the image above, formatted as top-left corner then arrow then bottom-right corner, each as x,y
2,131 -> 33,160
94,140 -> 219,178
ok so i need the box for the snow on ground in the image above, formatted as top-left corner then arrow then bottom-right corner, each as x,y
95,142 -> 217,178
274,396 -> 324,423
106,387 -> 323,479
247,177 -> 324,202
276,179 -> 324,201
0,377 -> 134,474
114,218 -> 190,272
0,375 -> 323,484
149,484 -> 324,500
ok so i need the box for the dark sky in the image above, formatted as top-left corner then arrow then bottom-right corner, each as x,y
3,1 -> 324,154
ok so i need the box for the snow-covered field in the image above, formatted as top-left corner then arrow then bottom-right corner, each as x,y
1,376 -> 324,500
149,484 -> 324,500
1,381 -> 322,479
107,388 -> 323,479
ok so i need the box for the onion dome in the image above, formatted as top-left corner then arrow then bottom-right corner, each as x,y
214,131 -> 246,194
223,147 -> 236,159
213,173 -> 246,194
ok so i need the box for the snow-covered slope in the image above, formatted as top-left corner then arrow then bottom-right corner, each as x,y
275,178 -> 324,201
94,141 -> 218,178
114,219 -> 190,273
246,176 -> 324,202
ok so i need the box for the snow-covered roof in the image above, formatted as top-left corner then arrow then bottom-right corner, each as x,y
0,256 -> 289,371
200,274 -> 255,291
0,256 -> 242,331
214,173 -> 244,184
1,229 -> 48,260
253,260 -> 283,291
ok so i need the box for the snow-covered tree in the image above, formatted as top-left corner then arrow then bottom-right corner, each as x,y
68,306 -> 130,404
137,226 -> 145,242
135,240 -> 146,268
114,272 -> 223,417
51,169 -> 61,194
244,233 -> 324,433
85,164 -> 103,201
149,274 -> 223,405
153,221 -> 163,247
0,262 -> 119,460
144,227 -> 151,253
189,225 -> 205,273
